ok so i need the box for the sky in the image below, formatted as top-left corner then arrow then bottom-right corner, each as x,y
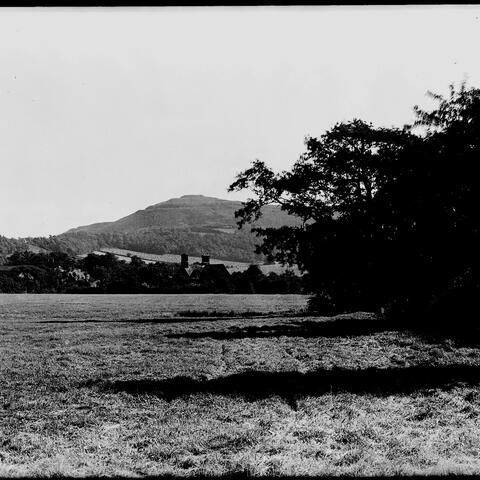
1,6 -> 480,238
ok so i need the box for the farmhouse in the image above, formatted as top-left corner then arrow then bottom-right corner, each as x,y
177,253 -> 231,287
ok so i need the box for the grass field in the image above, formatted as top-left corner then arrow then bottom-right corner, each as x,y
1,294 -> 480,476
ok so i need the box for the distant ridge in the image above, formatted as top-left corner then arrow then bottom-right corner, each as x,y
0,195 -> 300,264
66,194 -> 298,235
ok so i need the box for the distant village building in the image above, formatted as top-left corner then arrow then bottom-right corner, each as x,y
176,253 -> 231,290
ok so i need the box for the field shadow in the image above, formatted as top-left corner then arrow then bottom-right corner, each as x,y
39,319 -> 112,324
413,328 -> 480,348
38,317 -> 241,325
92,364 -> 480,408
166,318 -> 393,340
36,317 -> 389,340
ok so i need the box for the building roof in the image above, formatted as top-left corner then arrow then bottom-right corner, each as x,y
179,262 -> 230,279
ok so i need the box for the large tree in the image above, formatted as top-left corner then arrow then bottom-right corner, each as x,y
229,119 -> 411,313
230,84 -> 480,324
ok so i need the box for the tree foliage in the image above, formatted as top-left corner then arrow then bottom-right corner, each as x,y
230,83 -> 480,326
0,250 -> 308,294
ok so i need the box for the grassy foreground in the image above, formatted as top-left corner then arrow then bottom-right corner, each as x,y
1,295 -> 480,476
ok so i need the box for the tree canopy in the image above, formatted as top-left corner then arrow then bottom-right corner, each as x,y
230,82 -> 480,327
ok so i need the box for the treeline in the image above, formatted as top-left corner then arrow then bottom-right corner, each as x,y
0,236 -> 37,255
0,251 -> 76,294
0,251 -> 309,294
0,228 -> 265,264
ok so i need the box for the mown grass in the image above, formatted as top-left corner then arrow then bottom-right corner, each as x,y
1,294 -> 480,476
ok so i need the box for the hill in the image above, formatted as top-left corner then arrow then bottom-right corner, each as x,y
1,195 -> 300,264
66,195 -> 298,235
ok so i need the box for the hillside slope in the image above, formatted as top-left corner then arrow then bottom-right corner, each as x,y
49,195 -> 300,263
1,196 -> 300,264
67,195 -> 298,234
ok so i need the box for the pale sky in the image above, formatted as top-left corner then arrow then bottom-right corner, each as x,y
1,6 -> 479,237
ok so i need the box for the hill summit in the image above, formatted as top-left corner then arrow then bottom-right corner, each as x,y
1,195 -> 300,264
67,195 -> 298,235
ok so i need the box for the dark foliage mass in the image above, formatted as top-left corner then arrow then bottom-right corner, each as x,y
230,83 -> 480,329
0,251 -> 307,294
